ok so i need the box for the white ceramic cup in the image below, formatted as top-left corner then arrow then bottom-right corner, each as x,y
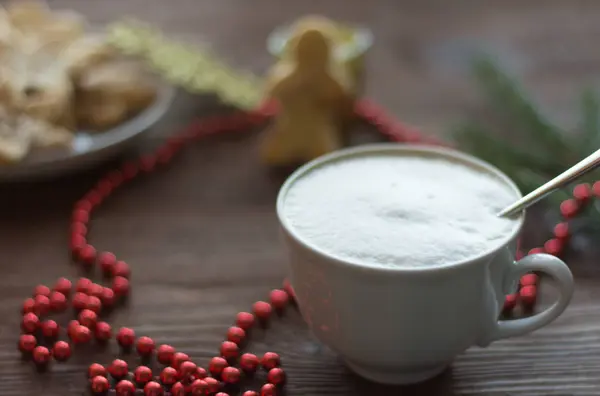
276,144 -> 574,385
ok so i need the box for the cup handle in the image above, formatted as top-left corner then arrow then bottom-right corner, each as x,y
481,253 -> 574,345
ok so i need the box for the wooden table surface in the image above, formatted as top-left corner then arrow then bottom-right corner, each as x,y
2,1 -> 600,395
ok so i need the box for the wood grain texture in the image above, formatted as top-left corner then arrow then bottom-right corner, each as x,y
0,0 -> 599,395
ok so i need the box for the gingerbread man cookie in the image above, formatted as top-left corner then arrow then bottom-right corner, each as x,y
260,26 -> 353,166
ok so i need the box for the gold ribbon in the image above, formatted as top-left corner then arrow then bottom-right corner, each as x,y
106,19 -> 264,110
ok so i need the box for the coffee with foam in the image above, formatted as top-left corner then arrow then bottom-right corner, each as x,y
282,149 -> 520,268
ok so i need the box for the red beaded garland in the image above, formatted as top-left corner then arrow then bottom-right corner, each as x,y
52,341 -> 71,362
18,334 -> 37,353
520,273 -> 538,287
160,367 -> 178,386
113,261 -> 131,278
502,294 -> 517,313
209,356 -> 228,377
222,366 -> 241,384
90,376 -> 110,393
79,244 -> 97,267
261,352 -> 281,370
220,340 -> 239,359
136,336 -> 155,356
112,276 -> 130,296
116,327 -> 136,349
226,326 -> 246,344
157,344 -> 176,365
544,238 -> 563,256
520,285 -> 537,308
267,367 -> 286,385
560,199 -> 579,218
144,381 -> 164,396
108,359 -> 129,379
134,365 -> 154,385
573,183 -> 592,202
253,301 -> 272,320
98,252 -> 117,274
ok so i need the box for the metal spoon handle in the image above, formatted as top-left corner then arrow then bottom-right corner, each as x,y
498,148 -> 600,218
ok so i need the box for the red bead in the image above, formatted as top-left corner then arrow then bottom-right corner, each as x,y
253,301 -> 272,320
34,294 -> 50,316
140,154 -> 157,172
283,278 -> 296,301
88,363 -> 107,378
86,296 -> 102,313
209,356 -> 228,376
261,352 -> 281,370
76,277 -> 93,294
520,285 -> 537,308
72,208 -> 90,223
108,170 -> 124,187
226,326 -> 246,345
75,199 -> 93,211
78,309 -> 98,328
34,285 -> 51,297
21,312 -> 40,333
573,183 -> 592,202
269,289 -> 289,310
113,261 -> 131,278
32,346 -> 51,365
170,382 -> 186,396
100,287 -> 116,308
267,367 -> 286,385
240,353 -> 259,372
67,320 -> 80,338
560,199 -> 579,218
52,341 -> 71,362
79,244 -> 97,266
115,379 -> 136,396
134,365 -> 154,385
160,366 -> 178,386
71,221 -> 87,236
109,359 -> 129,379
96,179 -> 113,197
112,276 -> 130,296
137,336 -> 156,356
178,360 -> 197,377
544,238 -> 563,256
193,366 -> 208,380
502,294 -> 517,313
22,298 -> 36,314
243,391 -> 259,396
49,291 -> 68,312
222,366 -> 241,384
144,381 -> 164,396
89,283 -> 104,298
157,344 -> 176,365
72,292 -> 88,311
90,376 -> 110,394
85,191 -> 102,205
215,393 -> 229,396
235,312 -> 255,330
220,341 -> 239,360
260,383 -> 277,396
554,222 -> 570,239
116,327 -> 136,349
204,377 -> 221,393
95,321 -> 112,342
71,325 -> 92,344
520,273 -> 538,287
121,162 -> 139,179
70,234 -> 86,254
18,334 -> 37,353
171,352 -> 190,369
528,247 -> 544,255
41,320 -> 60,339
53,277 -> 72,297
594,181 -> 600,197
188,379 -> 208,395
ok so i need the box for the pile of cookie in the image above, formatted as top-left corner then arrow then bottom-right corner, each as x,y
0,1 -> 157,164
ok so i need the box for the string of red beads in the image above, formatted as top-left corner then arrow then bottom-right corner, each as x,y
14,98 -> 587,394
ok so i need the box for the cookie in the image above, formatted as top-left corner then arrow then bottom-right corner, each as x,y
60,34 -> 117,78
0,105 -> 33,163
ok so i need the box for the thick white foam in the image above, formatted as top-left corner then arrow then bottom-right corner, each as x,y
283,152 -> 519,268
